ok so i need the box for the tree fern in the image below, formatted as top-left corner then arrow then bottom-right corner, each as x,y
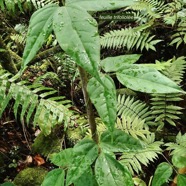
0,70 -> 74,135
100,23 -> 162,51
150,57 -> 186,128
117,94 -> 154,125
120,133 -> 163,175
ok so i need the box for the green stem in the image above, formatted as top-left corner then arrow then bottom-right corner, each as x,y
78,66 -> 99,144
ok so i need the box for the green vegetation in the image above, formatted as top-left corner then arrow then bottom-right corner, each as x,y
0,0 -> 186,185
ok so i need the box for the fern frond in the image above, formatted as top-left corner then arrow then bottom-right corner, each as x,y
163,0 -> 183,26
53,53 -> 77,84
170,21 -> 186,48
0,0 -> 58,13
128,0 -> 165,21
100,23 -> 161,51
162,56 -> 186,85
117,94 -> 154,125
150,93 -> 183,127
116,116 -> 150,140
0,0 -> 23,13
0,71 -> 74,135
165,132 -> 186,156
120,133 -> 163,175
150,57 -> 185,127
30,0 -> 58,9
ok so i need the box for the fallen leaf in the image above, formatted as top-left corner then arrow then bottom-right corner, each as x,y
34,154 -> 45,166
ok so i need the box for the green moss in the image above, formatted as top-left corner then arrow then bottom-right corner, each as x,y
13,167 -> 47,186
66,127 -> 84,147
32,130 -> 62,157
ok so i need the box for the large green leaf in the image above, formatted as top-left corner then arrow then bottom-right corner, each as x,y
22,4 -> 58,69
100,129 -> 143,153
101,54 -> 141,72
87,74 -> 117,132
66,0 -> 135,11
177,174 -> 186,186
74,167 -> 98,186
95,153 -> 134,186
73,138 -> 99,158
53,6 -> 100,78
66,139 -> 99,185
116,65 -> 184,93
172,154 -> 186,168
50,148 -> 74,167
41,169 -> 65,186
152,162 -> 173,186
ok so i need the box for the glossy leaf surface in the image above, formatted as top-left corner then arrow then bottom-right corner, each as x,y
87,74 -> 117,132
177,174 -> 186,186
22,4 -> 58,69
66,139 -> 99,185
66,0 -> 135,11
50,148 -> 73,167
95,153 -> 134,186
41,169 -> 65,186
152,162 -> 173,186
100,129 -> 143,153
74,167 -> 98,186
117,65 -> 184,93
101,54 -> 141,72
53,6 -> 100,78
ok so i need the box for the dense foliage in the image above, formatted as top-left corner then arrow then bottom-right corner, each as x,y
0,0 -> 186,186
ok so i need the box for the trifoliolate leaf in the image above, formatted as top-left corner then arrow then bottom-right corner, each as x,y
116,65 -> 184,93
100,129 -> 143,153
66,0 -> 135,11
152,162 -> 173,186
101,54 -> 141,72
53,6 -> 100,78
177,174 -> 186,186
87,74 -> 117,132
22,4 -> 58,69
41,168 -> 65,186
95,153 -> 134,186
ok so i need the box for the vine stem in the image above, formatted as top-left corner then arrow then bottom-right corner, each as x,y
78,66 -> 99,144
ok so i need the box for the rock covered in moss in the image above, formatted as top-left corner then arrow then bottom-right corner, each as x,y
13,167 -> 48,186
32,128 -> 63,157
